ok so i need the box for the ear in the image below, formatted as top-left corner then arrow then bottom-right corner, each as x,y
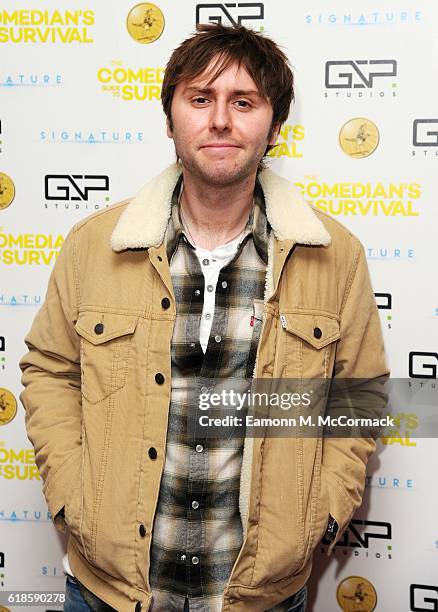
166,116 -> 173,139
268,122 -> 280,146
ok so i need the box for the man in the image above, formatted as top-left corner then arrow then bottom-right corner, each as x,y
20,24 -> 388,612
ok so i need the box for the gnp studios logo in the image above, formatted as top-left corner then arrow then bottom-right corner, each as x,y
0,550 -> 4,588
44,174 -> 110,211
0,173 -> 15,210
410,585 -> 438,611
375,292 -> 392,330
337,576 -> 377,612
413,119 -> 438,159
126,4 -> 164,44
322,519 -> 393,560
339,118 -> 379,158
324,59 -> 397,100
409,352 -> 438,379
196,3 -> 264,29
0,336 -> 4,370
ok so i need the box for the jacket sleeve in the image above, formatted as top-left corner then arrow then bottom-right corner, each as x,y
19,227 -> 82,533
322,238 -> 389,553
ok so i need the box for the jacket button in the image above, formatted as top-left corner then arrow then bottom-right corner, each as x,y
155,373 -> 165,385
94,323 -> 104,335
161,297 -> 170,309
148,447 -> 157,460
313,327 -> 322,339
139,524 -> 146,537
135,603 -> 142,612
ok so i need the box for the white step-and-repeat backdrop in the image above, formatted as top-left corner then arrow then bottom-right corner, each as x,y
1,1 -> 437,611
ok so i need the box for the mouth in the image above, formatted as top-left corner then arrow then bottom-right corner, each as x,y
200,143 -> 241,149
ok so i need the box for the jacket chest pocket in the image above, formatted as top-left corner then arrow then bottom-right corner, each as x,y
74,311 -> 139,404
279,310 -> 340,379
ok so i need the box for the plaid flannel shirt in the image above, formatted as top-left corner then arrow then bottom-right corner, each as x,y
149,178 -> 269,612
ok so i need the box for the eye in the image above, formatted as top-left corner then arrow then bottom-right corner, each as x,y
192,97 -> 209,105
235,99 -> 251,109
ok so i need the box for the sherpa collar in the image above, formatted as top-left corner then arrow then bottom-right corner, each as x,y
110,163 -> 331,252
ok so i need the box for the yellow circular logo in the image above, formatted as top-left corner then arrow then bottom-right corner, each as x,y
0,172 -> 15,210
126,3 -> 165,44
337,576 -> 377,611
339,118 -> 379,159
0,388 -> 17,426
0,607 -> 12,612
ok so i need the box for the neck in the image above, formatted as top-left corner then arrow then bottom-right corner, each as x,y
179,170 -> 255,250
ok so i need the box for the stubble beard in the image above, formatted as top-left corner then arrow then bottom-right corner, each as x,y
173,137 -> 269,188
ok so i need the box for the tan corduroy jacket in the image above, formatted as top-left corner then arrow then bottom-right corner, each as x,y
20,164 -> 388,612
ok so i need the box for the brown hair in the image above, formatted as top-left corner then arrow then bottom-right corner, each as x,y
161,23 -> 294,158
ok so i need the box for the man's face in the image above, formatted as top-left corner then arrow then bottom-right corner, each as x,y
167,58 -> 279,186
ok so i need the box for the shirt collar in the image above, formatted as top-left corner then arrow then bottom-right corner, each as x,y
165,175 -> 269,265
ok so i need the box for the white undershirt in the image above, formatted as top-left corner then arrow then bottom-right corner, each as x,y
194,234 -> 242,353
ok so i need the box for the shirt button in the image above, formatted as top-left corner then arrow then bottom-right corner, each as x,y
205,313 -> 211,319
207,284 -> 214,292
200,386 -> 208,393
202,258 -> 209,265
139,524 -> 146,537
191,556 -> 199,565
161,297 -> 170,309
313,327 -> 322,339
94,323 -> 104,335
195,444 -> 204,453
148,447 -> 157,460
155,372 -> 165,384
215,335 -> 221,343
191,500 -> 199,509
221,281 -> 227,288
194,289 -> 201,296
180,554 -> 186,561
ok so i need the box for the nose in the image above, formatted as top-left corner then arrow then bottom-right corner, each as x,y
209,100 -> 231,133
